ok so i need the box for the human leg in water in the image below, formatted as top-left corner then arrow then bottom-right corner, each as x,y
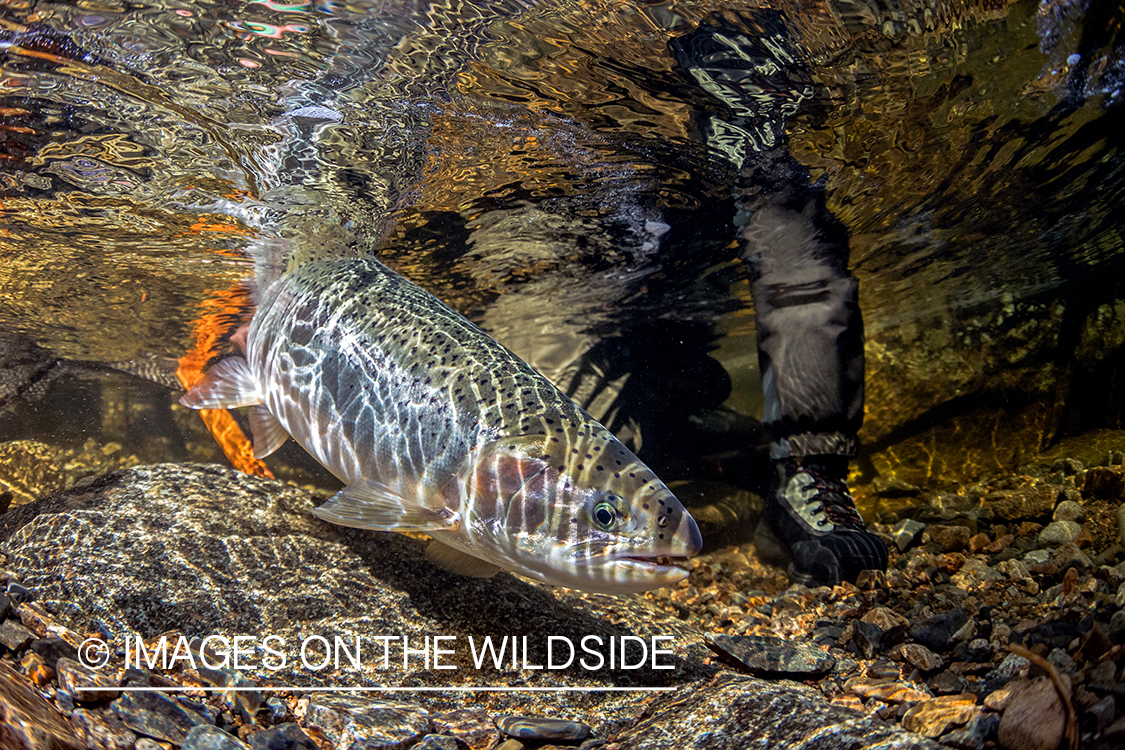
671,13 -> 888,586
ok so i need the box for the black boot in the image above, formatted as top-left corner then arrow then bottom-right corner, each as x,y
756,455 -> 887,586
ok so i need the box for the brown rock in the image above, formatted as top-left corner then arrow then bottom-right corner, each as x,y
984,683 -> 1016,711
929,525 -> 972,552
1084,467 -> 1125,499
844,675 -> 931,703
990,484 -> 1058,521
997,677 -> 1066,750
984,534 -> 1015,553
890,643 -> 943,672
1018,522 -> 1044,537
71,708 -> 137,750
56,658 -> 120,703
861,607 -> 908,631
968,533 -> 991,553
433,708 -> 502,750
938,553 -> 966,574
19,651 -> 52,687
902,694 -> 977,738
0,660 -> 84,750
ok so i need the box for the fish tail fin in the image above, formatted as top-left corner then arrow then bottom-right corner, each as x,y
178,356 -> 262,410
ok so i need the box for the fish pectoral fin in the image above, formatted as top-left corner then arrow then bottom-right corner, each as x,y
249,405 -> 289,459
424,541 -> 502,578
312,479 -> 459,532
179,357 -> 262,410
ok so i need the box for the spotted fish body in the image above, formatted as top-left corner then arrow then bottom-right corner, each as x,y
181,257 -> 701,593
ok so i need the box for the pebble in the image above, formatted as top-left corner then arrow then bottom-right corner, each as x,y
1038,520 -> 1081,547
852,620 -> 883,659
861,606 -> 908,631
0,661 -> 84,750
902,694 -> 977,738
432,707 -> 501,750
496,716 -> 591,742
1022,549 -> 1051,565
844,675 -> 931,703
950,557 -> 1002,589
72,707 -> 137,750
928,524 -> 972,552
30,636 -> 78,669
704,633 -> 835,677
997,677 -> 1065,750
247,723 -> 319,750
136,740 -> 164,750
21,650 -> 53,686
57,656 -> 121,702
990,484 -> 1058,520
1089,695 -> 1117,734
910,608 -> 967,652
265,696 -> 287,723
942,712 -> 1000,750
111,690 -> 210,744
0,617 -> 35,651
495,741 -> 525,750
1084,466 -> 1124,499
968,532 -> 991,553
413,735 -> 470,750
892,643 -> 943,672
1052,500 -> 1083,523
989,653 -> 1031,681
305,695 -> 432,750
892,519 -> 926,552
183,725 -> 252,750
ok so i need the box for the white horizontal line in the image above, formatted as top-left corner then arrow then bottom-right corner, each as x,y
78,686 -> 676,693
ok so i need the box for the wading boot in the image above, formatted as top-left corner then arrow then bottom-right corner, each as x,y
755,455 -> 888,587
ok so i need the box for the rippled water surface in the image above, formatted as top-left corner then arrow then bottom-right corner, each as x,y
1,0 -> 1123,511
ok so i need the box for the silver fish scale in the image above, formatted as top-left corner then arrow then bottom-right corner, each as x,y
249,257 -> 607,489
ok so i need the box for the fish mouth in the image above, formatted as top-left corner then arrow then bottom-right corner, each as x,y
616,554 -> 693,573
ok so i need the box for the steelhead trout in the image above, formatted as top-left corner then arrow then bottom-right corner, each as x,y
180,257 -> 701,593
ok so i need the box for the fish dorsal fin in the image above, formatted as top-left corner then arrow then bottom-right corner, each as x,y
179,357 -> 262,410
249,405 -> 289,459
424,540 -> 502,578
312,478 -> 459,532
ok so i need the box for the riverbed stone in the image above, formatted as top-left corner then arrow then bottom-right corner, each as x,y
71,708 -> 137,750
997,677 -> 1065,750
110,690 -> 209,744
57,657 -> 120,702
497,716 -> 590,742
603,671 -> 941,749
1038,520 -> 1081,547
182,725 -> 253,750
246,723 -> 318,750
305,695 -> 432,750
0,660 -> 84,750
705,633 -> 835,677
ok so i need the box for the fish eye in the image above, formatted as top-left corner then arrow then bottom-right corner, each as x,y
591,493 -> 624,531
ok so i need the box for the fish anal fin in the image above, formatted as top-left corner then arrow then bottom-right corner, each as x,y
425,540 -> 502,578
179,357 -> 261,410
312,478 -> 458,532
249,405 -> 289,458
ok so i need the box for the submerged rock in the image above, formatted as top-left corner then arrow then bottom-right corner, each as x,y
496,715 -> 591,741
705,633 -> 836,677
603,671 -> 941,749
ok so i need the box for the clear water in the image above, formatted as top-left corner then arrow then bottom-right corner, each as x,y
1,0 -> 1123,510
